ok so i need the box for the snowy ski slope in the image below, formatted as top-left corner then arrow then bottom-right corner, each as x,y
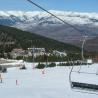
0,62 -> 98,98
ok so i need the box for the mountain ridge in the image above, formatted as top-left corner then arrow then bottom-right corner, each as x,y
0,10 -> 98,25
0,10 -> 98,50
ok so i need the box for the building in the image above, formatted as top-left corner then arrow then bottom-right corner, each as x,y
28,48 -> 45,57
10,48 -> 25,59
53,50 -> 67,57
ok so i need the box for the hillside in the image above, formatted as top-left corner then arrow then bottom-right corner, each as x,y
0,25 -> 80,53
0,10 -> 98,47
85,37 -> 98,52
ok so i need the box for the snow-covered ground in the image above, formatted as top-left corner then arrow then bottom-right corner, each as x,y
0,62 -> 98,98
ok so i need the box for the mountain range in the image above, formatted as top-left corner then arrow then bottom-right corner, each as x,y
0,10 -> 98,51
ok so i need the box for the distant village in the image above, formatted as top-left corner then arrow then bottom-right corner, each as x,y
7,48 -> 67,59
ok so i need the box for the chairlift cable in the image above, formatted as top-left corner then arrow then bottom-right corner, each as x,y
26,0 -> 86,36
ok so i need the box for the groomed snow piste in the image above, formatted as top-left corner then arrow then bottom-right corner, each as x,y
0,62 -> 98,98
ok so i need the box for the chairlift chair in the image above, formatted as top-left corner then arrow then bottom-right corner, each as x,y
69,62 -> 98,94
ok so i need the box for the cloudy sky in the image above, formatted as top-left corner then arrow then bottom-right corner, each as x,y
0,0 -> 98,12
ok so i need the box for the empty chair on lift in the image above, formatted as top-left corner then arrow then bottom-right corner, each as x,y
69,63 -> 98,92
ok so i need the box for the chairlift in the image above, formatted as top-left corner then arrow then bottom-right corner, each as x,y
69,64 -> 98,92
69,36 -> 98,94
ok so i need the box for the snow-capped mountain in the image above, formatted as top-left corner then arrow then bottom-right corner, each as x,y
0,10 -> 98,45
0,10 -> 98,26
